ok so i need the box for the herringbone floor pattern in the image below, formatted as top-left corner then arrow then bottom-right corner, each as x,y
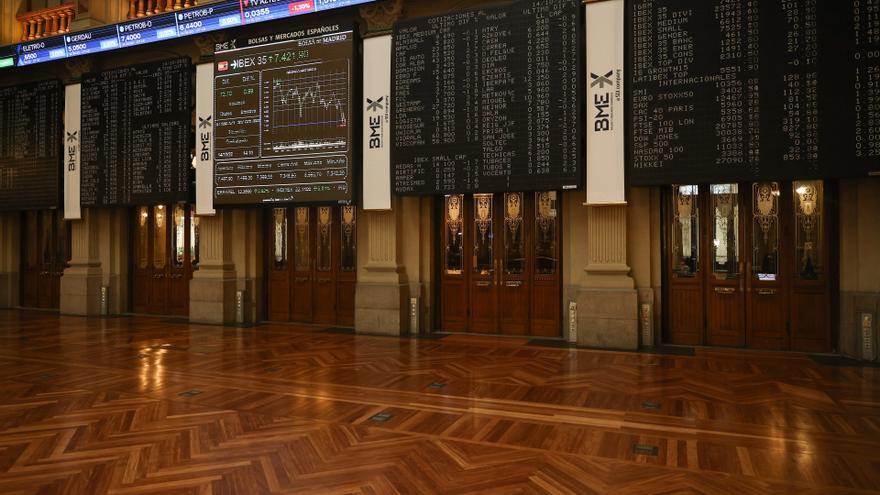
0,310 -> 878,494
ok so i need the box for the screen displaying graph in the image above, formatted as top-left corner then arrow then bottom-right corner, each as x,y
214,27 -> 355,206
263,60 -> 350,157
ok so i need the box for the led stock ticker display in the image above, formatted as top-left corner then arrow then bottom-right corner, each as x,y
213,26 -> 355,205
5,0 -> 373,68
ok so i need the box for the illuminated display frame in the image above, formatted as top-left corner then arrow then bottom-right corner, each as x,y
0,0 -> 374,68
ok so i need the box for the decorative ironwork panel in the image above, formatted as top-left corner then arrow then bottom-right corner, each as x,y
752,182 -> 779,280
445,195 -> 464,275
535,191 -> 558,275
794,180 -> 823,280
671,185 -> 700,278
317,207 -> 332,272
295,207 -> 310,272
341,206 -> 357,272
710,184 -> 739,278
153,205 -> 167,270
473,194 -> 494,274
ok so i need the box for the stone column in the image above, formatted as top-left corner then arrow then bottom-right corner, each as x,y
190,211 -> 237,324
355,197 -> 409,335
60,209 -> 103,315
576,204 -> 639,349
98,209 -> 129,315
0,212 -> 21,308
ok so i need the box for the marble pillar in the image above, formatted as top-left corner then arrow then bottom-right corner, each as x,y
576,204 -> 639,350
60,209 -> 103,315
355,198 -> 410,336
189,211 -> 237,324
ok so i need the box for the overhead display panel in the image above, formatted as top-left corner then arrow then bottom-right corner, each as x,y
213,26 -> 355,206
80,57 -> 192,206
629,0 -> 880,186
0,80 -> 63,211
4,0 -> 375,68
392,0 -> 583,195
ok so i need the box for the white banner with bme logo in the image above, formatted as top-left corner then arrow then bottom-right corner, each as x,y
585,0 -> 626,205
63,83 -> 81,220
363,34 -> 392,211
195,62 -> 216,216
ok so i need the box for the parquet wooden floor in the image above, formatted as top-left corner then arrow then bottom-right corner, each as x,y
0,310 -> 878,494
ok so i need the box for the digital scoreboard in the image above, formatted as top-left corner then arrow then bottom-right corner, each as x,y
213,26 -> 355,205
0,80 -> 63,211
629,0 -> 880,185
80,57 -> 192,206
392,0 -> 583,195
4,0 -> 374,68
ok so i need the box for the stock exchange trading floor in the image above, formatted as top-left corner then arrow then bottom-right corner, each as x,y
0,310 -> 877,494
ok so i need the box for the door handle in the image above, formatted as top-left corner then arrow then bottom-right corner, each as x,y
714,287 -> 736,294
476,281 -> 491,287
505,281 -> 522,288
295,277 -> 308,283
153,274 -> 165,279
756,288 -> 777,296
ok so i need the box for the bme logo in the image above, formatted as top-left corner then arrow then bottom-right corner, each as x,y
66,131 -> 78,172
198,116 -> 212,162
366,96 -> 386,150
591,70 -> 614,132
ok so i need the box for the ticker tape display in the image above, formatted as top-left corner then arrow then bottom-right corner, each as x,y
0,0 -> 373,68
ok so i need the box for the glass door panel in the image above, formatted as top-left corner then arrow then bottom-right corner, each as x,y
793,180 -> 823,280
710,184 -> 740,278
751,182 -> 780,281
672,185 -> 700,278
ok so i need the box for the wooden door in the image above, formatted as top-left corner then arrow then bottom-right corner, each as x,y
267,208 -> 291,321
531,192 -> 562,337
439,192 -> 561,337
498,193 -> 529,335
665,182 -> 833,352
336,206 -> 357,326
789,180 -> 832,352
469,194 -> 499,334
149,205 -> 171,315
132,204 -> 196,316
439,195 -> 468,332
666,185 -> 704,345
20,211 -> 40,308
746,182 -> 790,350
291,207 -> 314,322
133,207 -> 152,314
266,206 -> 357,326
313,207 -> 337,325
167,204 -> 194,317
705,184 -> 746,347
20,210 -> 67,310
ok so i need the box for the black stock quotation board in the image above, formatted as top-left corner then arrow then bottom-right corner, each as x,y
213,27 -> 354,205
80,58 -> 192,206
392,0 -> 582,195
629,0 -> 880,186
0,80 -> 63,211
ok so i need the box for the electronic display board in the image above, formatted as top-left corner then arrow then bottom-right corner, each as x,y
0,79 -> 63,211
629,0 -> 880,185
392,0 -> 583,195
213,26 -> 355,205
5,0 -> 375,68
80,57 -> 192,206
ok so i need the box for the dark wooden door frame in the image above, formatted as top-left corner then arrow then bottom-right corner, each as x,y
436,192 -> 562,337
662,182 -> 836,352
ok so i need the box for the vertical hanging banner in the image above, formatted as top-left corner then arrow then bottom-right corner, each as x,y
585,0 -> 626,205
64,83 -> 81,220
195,62 -> 216,216
363,34 -> 392,211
